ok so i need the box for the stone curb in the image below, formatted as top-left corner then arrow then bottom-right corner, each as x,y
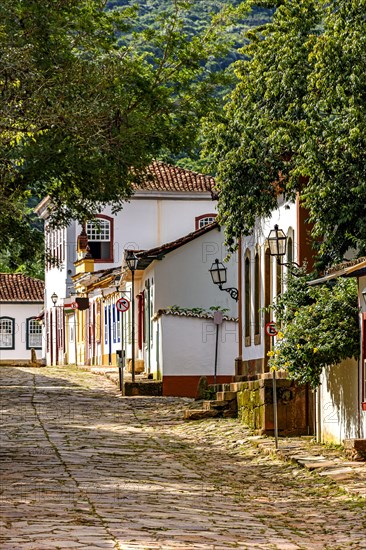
249,437 -> 366,500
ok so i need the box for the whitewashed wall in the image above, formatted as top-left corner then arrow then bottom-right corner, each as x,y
41,191 -> 217,366
152,227 -> 238,317
135,226 -> 238,377
73,194 -> 217,269
240,200 -> 298,364
318,358 -> 363,444
0,303 -> 43,362
157,315 -> 238,378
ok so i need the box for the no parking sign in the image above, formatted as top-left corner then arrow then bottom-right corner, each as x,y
265,321 -> 278,336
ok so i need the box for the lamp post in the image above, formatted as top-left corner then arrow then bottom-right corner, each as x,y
51,292 -> 58,307
125,251 -> 139,383
266,226 -> 289,450
266,225 -> 302,448
114,274 -> 125,393
209,259 -> 238,302
267,224 -> 300,270
50,292 -> 58,365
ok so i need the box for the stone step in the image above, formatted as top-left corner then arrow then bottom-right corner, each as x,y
184,409 -> 219,421
203,400 -> 238,414
216,391 -> 237,402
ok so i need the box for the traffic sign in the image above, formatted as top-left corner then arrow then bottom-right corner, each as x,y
265,321 -> 278,336
71,302 -> 79,310
116,297 -> 130,312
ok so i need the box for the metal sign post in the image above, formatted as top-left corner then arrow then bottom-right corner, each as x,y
116,298 -> 130,394
266,321 -> 279,450
213,311 -> 223,386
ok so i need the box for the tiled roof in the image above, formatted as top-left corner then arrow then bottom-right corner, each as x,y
308,257 -> 366,286
153,309 -> 238,322
327,256 -> 366,275
133,161 -> 217,195
0,273 -> 44,302
35,162 -> 218,217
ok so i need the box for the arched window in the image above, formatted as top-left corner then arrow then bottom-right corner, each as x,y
86,215 -> 113,262
195,213 -> 217,230
26,318 -> 42,349
264,248 -> 271,370
0,317 -> 15,349
254,251 -> 260,338
245,253 -> 251,345
277,259 -> 282,296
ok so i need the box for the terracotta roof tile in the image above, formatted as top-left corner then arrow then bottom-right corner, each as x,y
0,273 -> 44,302
134,161 -> 216,194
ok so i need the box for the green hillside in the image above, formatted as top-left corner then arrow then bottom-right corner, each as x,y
105,1 -> 273,172
108,1 -> 273,70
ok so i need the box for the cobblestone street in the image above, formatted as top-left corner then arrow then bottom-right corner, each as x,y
1,366 -> 365,549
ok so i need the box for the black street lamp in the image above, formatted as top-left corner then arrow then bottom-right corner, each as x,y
267,225 -> 287,258
51,292 -> 58,306
209,258 -> 238,302
114,274 -> 122,292
267,225 -> 300,269
125,251 -> 139,383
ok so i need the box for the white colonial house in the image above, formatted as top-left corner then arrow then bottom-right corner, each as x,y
64,220 -> 238,396
0,273 -> 44,364
236,194 -> 366,445
35,161 -> 219,367
309,259 -> 366,445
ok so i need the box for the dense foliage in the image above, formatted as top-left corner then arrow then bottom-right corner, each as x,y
0,1 -> 248,222
267,272 -> 360,388
206,0 -> 366,262
1,0 -> 263,276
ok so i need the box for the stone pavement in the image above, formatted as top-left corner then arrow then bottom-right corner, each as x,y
1,366 -> 365,550
83,365 -> 366,498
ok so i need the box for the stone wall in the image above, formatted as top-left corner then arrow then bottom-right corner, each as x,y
237,374 -> 313,436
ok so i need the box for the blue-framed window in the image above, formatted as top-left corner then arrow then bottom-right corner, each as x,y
0,317 -> 15,350
112,304 -> 117,343
26,318 -> 42,350
104,306 -> 109,345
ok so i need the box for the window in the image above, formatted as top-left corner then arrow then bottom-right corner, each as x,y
245,253 -> 251,345
86,216 -> 113,261
45,227 -> 65,270
27,318 -> 42,349
254,251 -> 261,337
112,304 -> 117,343
195,214 -> 217,230
104,306 -> 109,344
0,317 -> 15,349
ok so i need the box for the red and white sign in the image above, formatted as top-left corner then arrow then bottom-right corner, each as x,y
71,302 -> 79,310
116,297 -> 130,312
265,321 -> 278,336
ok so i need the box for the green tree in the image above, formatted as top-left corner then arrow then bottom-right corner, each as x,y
0,0 -> 247,232
205,0 -> 366,261
267,273 -> 360,388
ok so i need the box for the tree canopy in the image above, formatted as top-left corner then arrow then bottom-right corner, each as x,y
1,0 -> 256,275
205,0 -> 366,263
0,0 -> 249,226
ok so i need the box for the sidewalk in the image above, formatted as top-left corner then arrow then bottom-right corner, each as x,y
246,435 -> 366,500
78,364 -> 366,501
